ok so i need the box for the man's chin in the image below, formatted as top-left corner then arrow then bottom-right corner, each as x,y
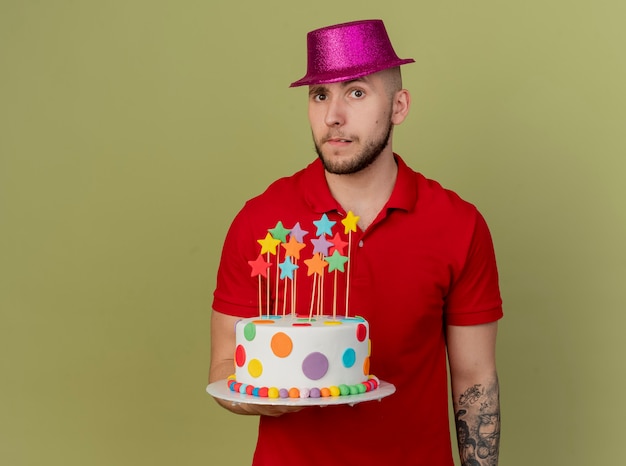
321,159 -> 363,176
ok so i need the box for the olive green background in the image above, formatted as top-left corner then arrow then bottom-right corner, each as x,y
1,1 -> 624,465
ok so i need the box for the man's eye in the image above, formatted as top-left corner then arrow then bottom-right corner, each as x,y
314,94 -> 327,102
351,89 -> 364,98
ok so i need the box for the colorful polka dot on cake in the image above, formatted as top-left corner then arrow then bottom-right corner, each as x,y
342,348 -> 356,368
270,332 -> 293,358
248,359 -> 263,378
244,322 -> 256,341
235,345 -> 246,367
302,352 -> 329,380
356,323 -> 367,341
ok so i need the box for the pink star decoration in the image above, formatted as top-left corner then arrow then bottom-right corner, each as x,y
329,232 -> 349,255
248,254 -> 272,277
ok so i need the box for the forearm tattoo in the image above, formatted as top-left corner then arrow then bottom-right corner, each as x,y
455,377 -> 500,466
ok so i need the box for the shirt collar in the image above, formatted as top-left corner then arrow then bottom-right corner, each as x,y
386,154 -> 418,212
302,154 -> 418,214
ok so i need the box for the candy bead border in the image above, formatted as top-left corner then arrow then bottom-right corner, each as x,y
226,374 -> 380,399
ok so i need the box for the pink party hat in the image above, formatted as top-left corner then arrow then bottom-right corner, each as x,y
290,19 -> 414,87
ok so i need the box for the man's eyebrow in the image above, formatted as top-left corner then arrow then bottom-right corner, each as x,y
341,77 -> 367,86
309,85 -> 328,96
309,78 -> 369,96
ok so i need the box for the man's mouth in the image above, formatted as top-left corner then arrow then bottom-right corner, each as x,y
325,136 -> 353,144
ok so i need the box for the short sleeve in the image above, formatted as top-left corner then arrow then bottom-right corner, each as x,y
444,211 -> 503,326
212,205 -> 262,318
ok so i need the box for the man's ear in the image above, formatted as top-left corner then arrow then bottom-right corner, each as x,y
391,89 -> 411,125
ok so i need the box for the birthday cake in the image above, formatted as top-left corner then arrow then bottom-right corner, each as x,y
226,212 -> 381,399
229,314 -> 378,399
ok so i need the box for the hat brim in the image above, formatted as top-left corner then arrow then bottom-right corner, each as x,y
289,58 -> 415,88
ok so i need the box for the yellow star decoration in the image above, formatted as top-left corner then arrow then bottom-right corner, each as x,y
257,233 -> 282,256
341,211 -> 360,234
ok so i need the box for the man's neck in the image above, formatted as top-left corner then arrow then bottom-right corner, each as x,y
324,150 -> 398,231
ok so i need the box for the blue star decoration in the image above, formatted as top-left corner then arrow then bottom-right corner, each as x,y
278,257 -> 299,280
313,213 -> 336,237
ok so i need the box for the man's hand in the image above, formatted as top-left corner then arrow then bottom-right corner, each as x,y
216,399 -> 305,417
209,310 -> 307,416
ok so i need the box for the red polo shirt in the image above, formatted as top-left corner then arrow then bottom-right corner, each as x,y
213,155 -> 502,465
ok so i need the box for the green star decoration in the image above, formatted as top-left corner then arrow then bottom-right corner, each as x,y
268,221 -> 290,243
326,249 -> 349,273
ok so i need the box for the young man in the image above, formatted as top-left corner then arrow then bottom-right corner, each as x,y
210,19 -> 502,465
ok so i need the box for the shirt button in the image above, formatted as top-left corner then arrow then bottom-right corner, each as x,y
358,240 -> 364,248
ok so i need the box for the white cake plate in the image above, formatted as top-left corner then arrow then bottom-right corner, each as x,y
207,379 -> 395,407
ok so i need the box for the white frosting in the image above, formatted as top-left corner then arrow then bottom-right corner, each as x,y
234,315 -> 371,390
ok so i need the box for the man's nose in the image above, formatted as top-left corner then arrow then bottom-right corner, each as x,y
324,98 -> 345,127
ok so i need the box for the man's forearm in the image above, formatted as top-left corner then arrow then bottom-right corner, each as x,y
453,374 -> 500,466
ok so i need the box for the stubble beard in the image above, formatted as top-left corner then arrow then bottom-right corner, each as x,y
314,120 -> 394,175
